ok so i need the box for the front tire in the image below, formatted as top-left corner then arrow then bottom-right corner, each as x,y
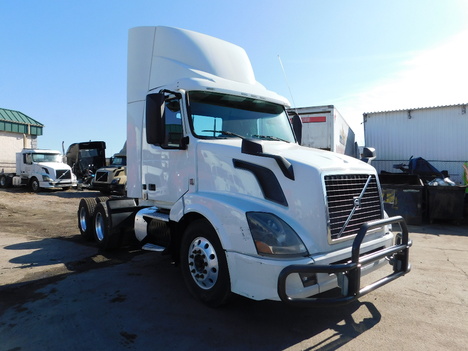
30,177 -> 40,192
180,219 -> 231,307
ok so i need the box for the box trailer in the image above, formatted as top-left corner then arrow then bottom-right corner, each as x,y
289,105 -> 358,158
364,104 -> 468,184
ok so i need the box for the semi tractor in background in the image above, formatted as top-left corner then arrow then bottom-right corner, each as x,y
92,143 -> 127,195
0,148 -> 77,191
77,26 -> 411,307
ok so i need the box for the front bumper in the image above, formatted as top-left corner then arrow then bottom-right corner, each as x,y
40,180 -> 77,189
91,181 -> 110,191
92,181 -> 126,195
277,216 -> 412,307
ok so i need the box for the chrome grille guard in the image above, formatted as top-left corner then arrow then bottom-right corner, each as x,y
277,216 -> 412,307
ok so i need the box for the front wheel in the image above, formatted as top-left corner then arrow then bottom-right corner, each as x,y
180,219 -> 231,307
30,177 -> 40,193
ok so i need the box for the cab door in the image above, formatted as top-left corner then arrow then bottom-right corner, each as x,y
21,153 -> 33,179
143,92 -> 193,208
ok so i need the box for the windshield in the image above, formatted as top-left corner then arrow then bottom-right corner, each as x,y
188,91 -> 296,143
111,156 -> 126,166
32,153 -> 62,163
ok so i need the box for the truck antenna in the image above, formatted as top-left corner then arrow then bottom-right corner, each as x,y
278,55 -> 297,109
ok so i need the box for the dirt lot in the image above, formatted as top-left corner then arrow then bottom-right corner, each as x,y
0,188 -> 92,239
0,187 -> 467,351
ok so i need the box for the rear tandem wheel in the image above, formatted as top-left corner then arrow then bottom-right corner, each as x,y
93,202 -> 122,250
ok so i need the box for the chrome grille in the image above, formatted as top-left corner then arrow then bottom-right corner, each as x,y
95,171 -> 108,182
325,174 -> 382,241
56,169 -> 71,179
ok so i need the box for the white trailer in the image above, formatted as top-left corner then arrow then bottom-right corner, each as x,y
289,105 -> 358,157
77,26 -> 410,307
364,104 -> 468,184
0,148 -> 77,192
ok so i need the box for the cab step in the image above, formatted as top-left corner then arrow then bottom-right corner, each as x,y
142,243 -> 166,252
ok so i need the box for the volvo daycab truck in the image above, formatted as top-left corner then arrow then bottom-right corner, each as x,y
92,143 -> 127,195
77,26 -> 411,307
0,149 -> 77,192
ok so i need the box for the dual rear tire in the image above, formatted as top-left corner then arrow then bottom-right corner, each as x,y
0,174 -> 12,188
78,197 -> 118,249
93,202 -> 122,250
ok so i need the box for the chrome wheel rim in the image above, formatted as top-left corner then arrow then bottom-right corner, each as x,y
79,207 -> 87,232
95,212 -> 105,241
187,237 -> 219,290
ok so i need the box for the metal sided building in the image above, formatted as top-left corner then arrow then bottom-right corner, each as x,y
0,108 -> 44,172
363,103 -> 468,184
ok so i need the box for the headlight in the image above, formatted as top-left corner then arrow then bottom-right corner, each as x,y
111,178 -> 121,184
42,175 -> 52,182
246,212 -> 308,257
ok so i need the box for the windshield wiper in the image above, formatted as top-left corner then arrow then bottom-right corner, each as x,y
252,134 -> 290,143
203,131 -> 290,143
202,130 -> 244,139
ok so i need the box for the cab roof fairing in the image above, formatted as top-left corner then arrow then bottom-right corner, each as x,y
127,26 -> 290,108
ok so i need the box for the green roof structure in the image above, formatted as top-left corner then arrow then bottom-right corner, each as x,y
0,108 -> 43,136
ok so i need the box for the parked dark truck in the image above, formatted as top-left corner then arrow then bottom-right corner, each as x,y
65,141 -> 106,183
77,26 -> 411,307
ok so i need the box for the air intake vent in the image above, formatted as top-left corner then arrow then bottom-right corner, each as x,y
325,174 -> 382,241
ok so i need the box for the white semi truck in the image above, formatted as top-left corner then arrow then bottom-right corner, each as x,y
77,26 -> 411,307
0,148 -> 77,192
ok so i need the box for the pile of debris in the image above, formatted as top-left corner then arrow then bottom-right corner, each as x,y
380,157 -> 466,224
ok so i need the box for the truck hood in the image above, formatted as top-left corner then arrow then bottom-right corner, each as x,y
196,139 -> 380,253
36,162 -> 72,171
96,166 -> 125,172
261,141 -> 374,174
198,139 -> 374,180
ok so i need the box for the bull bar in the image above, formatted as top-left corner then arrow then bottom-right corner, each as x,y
277,216 -> 412,307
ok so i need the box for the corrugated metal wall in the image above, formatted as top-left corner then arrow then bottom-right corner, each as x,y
364,104 -> 468,183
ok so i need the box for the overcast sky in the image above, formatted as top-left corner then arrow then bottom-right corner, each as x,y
1,0 -> 467,154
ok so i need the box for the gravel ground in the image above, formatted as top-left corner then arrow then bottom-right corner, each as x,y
0,187 -> 467,351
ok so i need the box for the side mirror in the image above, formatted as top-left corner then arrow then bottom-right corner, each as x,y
361,147 -> 376,164
291,113 -> 302,144
146,93 -> 166,145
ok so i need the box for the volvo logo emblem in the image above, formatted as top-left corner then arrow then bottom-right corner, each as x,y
336,175 -> 372,239
353,196 -> 361,209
